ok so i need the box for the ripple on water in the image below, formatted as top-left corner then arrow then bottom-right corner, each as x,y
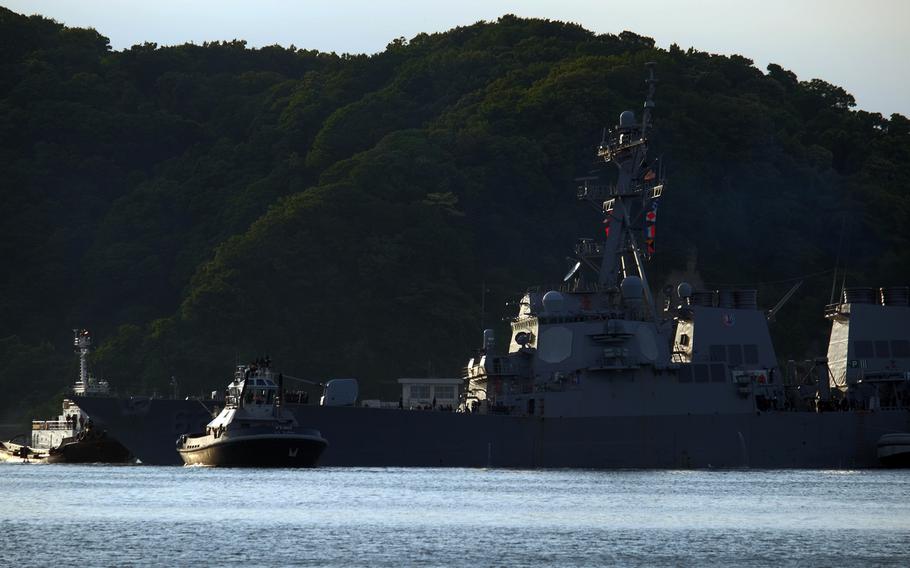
1,466 -> 909,567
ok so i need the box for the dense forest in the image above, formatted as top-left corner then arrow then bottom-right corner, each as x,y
1,8 -> 908,424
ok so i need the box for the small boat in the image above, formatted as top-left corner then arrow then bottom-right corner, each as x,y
2,329 -> 133,465
176,360 -> 328,467
877,433 -> 910,467
46,424 -> 132,464
0,440 -> 48,463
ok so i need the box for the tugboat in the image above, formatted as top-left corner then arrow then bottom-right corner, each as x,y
2,329 -> 132,464
877,433 -> 910,467
176,360 -> 328,467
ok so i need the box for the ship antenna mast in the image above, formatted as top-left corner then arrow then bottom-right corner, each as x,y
572,63 -> 665,322
73,329 -> 92,389
641,61 -> 657,138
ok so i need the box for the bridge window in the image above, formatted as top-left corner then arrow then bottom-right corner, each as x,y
694,364 -> 709,383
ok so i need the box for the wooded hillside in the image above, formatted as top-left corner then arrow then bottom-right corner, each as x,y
2,8 -> 908,422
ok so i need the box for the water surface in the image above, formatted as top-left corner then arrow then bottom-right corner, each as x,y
2,466 -> 908,566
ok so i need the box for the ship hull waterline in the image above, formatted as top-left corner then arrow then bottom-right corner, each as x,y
178,433 -> 327,467
46,437 -> 133,464
73,396 -> 910,468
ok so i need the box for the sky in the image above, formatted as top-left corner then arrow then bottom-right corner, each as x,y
4,0 -> 908,117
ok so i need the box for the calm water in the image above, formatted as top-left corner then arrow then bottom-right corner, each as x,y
1,466 -> 909,567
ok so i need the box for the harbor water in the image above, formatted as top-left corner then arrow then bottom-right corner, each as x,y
2,466 -> 909,567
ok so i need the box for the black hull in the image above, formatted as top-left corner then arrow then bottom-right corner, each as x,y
46,437 -> 133,464
178,434 -> 327,467
879,453 -> 910,468
73,396 -> 910,468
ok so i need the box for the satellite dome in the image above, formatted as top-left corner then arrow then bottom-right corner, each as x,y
621,276 -> 643,301
542,290 -> 565,314
619,110 -> 637,129
677,282 -> 693,299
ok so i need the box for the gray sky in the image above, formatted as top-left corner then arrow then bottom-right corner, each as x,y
5,0 -> 908,116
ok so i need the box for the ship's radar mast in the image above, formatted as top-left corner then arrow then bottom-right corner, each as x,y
74,329 -> 92,388
72,329 -> 109,396
573,63 -> 664,319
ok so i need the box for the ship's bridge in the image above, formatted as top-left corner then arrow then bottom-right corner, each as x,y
225,364 -> 280,409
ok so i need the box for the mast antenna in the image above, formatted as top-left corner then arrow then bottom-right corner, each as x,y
829,215 -> 847,304
641,62 -> 658,136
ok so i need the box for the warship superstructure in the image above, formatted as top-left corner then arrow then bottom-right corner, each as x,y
73,66 -> 910,467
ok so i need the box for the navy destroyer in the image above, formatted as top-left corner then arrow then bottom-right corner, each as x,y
177,361 -> 327,467
73,65 -> 910,467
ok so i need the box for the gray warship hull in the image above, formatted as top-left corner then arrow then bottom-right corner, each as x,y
71,396 -> 909,468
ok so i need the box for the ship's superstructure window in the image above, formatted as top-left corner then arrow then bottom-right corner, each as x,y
678,365 -> 692,383
694,364 -> 710,383
398,378 -> 462,410
434,386 -> 455,399
743,344 -> 759,364
679,334 -> 690,347
709,345 -> 725,362
710,363 -> 726,383
855,341 -> 874,358
875,340 -> 891,358
410,385 -> 431,399
727,345 -> 743,367
892,340 -> 910,358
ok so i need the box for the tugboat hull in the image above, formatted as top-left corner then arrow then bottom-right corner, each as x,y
877,433 -> 910,468
46,436 -> 133,464
178,433 -> 327,467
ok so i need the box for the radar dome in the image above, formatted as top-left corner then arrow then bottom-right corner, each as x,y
619,110 -> 637,128
677,282 -> 692,299
621,276 -> 643,301
542,290 -> 565,314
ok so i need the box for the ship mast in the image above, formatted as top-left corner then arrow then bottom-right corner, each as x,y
73,329 -> 92,393
72,328 -> 109,395
586,63 -> 664,315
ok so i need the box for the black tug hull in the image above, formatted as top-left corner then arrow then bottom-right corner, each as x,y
879,453 -> 910,468
178,434 -> 327,467
46,437 -> 133,464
